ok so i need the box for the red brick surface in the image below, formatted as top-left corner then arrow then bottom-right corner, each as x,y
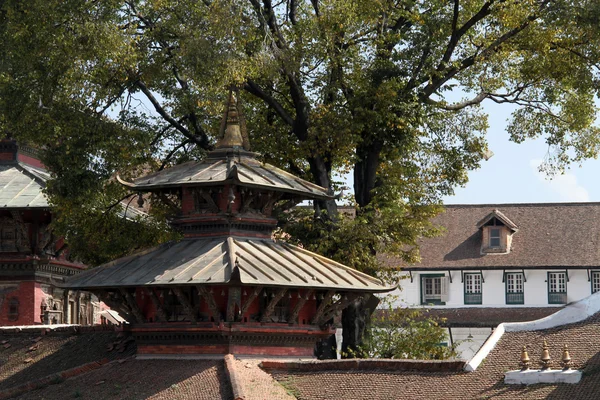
0,281 -> 36,326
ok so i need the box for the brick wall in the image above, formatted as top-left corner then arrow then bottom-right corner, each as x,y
0,281 -> 36,326
18,153 -> 45,169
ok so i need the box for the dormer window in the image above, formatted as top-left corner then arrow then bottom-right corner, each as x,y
476,209 -> 518,255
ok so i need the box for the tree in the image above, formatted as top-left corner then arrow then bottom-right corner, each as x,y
360,296 -> 458,360
1,0 -> 600,352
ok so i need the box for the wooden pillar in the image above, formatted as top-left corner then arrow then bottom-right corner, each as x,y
62,290 -> 69,324
173,287 -> 197,322
146,288 -> 168,322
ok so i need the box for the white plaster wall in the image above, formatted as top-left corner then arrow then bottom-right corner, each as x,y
393,269 -> 593,308
447,327 -> 493,361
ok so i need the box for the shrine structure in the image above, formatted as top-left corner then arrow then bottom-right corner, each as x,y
66,92 -> 393,356
0,140 -> 100,326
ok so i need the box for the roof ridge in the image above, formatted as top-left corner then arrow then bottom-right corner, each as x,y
444,202 -> 600,207
16,162 -> 48,187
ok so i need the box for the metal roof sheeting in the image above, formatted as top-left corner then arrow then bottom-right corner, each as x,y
0,163 -> 49,208
65,237 -> 392,292
119,151 -> 332,200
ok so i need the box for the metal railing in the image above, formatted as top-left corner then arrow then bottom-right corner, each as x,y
464,292 -> 482,305
506,292 -> 524,304
548,292 -> 567,304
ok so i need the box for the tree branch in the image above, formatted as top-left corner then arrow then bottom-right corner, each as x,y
134,80 -> 210,149
159,139 -> 191,170
421,12 -> 539,99
244,80 -> 295,126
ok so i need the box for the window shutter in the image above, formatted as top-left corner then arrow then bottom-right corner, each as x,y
421,276 -> 426,304
441,277 -> 449,302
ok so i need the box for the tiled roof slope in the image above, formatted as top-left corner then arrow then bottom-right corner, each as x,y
390,203 -> 600,270
15,359 -> 234,400
419,307 -> 563,327
272,311 -> 600,399
0,329 -> 135,392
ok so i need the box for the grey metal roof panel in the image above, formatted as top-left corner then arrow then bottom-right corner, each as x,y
0,163 -> 49,208
65,237 -> 393,292
119,152 -> 332,200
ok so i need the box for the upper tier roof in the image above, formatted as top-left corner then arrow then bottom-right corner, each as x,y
0,162 -> 49,208
117,150 -> 332,200
117,91 -> 333,201
0,153 -> 145,218
65,236 -> 392,292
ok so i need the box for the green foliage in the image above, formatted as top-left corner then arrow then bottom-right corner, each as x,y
1,0 -> 600,266
360,296 -> 458,360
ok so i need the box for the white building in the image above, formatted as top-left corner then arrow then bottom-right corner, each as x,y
391,203 -> 600,359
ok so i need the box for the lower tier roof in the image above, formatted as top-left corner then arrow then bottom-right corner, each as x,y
64,237 -> 393,292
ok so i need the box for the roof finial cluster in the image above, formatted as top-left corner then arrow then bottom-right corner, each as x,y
216,89 -> 251,151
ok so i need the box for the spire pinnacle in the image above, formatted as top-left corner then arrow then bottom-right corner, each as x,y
217,89 -> 250,150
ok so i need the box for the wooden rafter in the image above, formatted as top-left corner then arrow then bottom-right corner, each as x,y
261,288 -> 287,322
173,287 -> 197,323
288,289 -> 314,324
97,290 -> 133,322
197,286 -> 221,322
316,293 -> 363,326
240,190 -> 257,213
311,290 -> 336,325
145,288 -> 168,321
119,289 -> 145,323
238,286 -> 261,321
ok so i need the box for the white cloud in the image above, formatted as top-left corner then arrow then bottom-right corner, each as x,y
529,159 -> 590,202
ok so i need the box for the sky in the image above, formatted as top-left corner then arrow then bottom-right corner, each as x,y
441,101 -> 600,205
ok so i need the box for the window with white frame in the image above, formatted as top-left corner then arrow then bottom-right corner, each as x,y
505,272 -> 524,304
421,274 -> 448,305
592,271 -> 600,294
548,272 -> 567,304
464,273 -> 482,304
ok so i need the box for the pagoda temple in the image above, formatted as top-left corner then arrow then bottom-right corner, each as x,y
65,92 -> 393,357
0,140 -> 101,326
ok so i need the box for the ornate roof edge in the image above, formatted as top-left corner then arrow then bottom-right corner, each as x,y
476,209 -> 518,231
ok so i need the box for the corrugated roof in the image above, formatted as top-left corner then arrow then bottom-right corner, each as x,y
117,150 -> 332,200
388,203 -> 600,270
0,163 -> 49,208
65,237 -> 392,292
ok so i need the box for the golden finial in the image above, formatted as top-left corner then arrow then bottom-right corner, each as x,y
216,89 -> 250,150
561,344 -> 572,371
217,91 -> 244,149
540,339 -> 551,370
520,346 -> 530,371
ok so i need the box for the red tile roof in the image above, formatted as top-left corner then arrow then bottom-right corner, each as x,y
384,203 -> 600,270
416,307 -> 563,327
0,329 -> 135,393
15,359 -> 233,400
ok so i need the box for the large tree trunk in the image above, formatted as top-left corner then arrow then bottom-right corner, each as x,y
354,139 -> 383,208
308,154 -> 338,219
341,294 -> 380,358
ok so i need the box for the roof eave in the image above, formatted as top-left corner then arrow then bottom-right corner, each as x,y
120,179 -> 334,200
